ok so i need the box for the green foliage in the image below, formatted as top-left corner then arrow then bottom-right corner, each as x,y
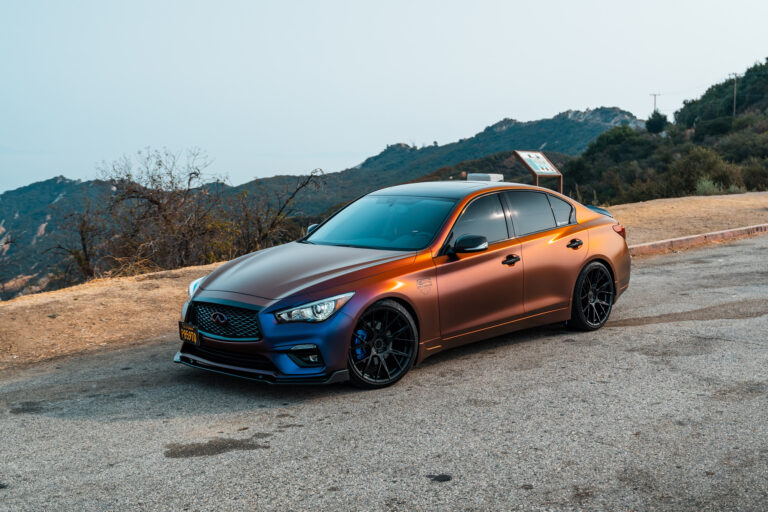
715,130 -> 768,162
742,158 -> 768,190
694,178 -> 723,196
645,111 -> 668,134
676,58 -> 768,127
668,147 -> 726,195
693,116 -> 733,141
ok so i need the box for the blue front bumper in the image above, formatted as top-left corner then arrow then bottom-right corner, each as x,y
174,296 -> 356,384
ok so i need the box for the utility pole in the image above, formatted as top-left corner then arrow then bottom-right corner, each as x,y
649,93 -> 661,112
728,73 -> 739,117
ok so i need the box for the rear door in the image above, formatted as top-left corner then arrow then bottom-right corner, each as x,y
503,191 -> 587,314
434,193 -> 524,340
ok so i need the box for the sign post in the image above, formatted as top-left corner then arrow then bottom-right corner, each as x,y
513,150 -> 563,193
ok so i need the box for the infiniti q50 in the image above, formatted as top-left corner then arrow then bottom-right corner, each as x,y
175,181 -> 630,388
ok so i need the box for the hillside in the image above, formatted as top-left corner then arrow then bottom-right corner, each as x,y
0,107 -> 637,299
2,191 -> 766,370
0,177 -> 111,298
231,107 -> 641,215
560,58 -> 768,204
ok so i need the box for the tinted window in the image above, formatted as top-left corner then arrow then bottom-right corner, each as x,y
307,195 -> 456,250
451,194 -> 508,244
505,191 -> 556,235
548,195 -> 575,226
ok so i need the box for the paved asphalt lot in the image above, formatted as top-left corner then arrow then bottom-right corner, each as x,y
1,237 -> 767,511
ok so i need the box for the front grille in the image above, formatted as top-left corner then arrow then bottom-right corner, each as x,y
183,343 -> 276,372
189,301 -> 262,340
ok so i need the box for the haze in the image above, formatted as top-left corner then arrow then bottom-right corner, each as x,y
1,0 -> 767,192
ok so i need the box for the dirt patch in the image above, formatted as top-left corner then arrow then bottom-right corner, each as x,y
164,433 -> 272,458
626,336 -> 717,358
607,298 -> 768,327
611,192 -> 768,245
0,262 -> 223,369
712,381 -> 768,401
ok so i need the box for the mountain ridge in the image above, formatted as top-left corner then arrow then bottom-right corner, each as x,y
0,106 -> 640,299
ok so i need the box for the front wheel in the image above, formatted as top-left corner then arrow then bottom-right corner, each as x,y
347,300 -> 418,389
569,261 -> 615,331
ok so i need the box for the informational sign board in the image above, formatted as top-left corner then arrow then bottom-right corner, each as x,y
513,150 -> 563,192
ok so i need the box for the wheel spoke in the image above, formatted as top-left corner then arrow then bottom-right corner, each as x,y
391,325 -> 409,337
380,357 -> 392,379
362,353 -> 374,374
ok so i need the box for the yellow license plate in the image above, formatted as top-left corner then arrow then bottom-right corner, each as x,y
179,322 -> 200,345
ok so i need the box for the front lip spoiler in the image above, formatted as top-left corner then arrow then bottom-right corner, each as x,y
173,351 -> 349,385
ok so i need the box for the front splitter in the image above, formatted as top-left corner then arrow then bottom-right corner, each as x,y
173,351 -> 349,385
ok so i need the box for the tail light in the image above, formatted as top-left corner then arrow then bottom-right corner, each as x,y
612,224 -> 626,239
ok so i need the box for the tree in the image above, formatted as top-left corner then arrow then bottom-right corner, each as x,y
645,111 -> 668,134
99,147 -> 226,273
92,147 -> 326,277
49,197 -> 107,281
226,170 -> 324,256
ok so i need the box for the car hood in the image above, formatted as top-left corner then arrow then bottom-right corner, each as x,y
198,242 -> 416,300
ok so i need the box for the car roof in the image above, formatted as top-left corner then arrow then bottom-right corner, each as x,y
369,181 -> 533,200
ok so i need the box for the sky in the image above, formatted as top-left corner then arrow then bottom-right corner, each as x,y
1,0 -> 767,193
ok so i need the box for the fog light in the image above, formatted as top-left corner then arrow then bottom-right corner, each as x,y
288,344 -> 324,368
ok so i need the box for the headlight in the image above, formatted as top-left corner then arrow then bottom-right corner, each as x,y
188,277 -> 204,298
275,292 -> 354,323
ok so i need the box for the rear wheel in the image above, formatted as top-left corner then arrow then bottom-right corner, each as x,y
347,300 -> 417,389
569,261 -> 615,331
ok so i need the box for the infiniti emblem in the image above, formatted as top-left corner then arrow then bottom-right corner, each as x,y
211,311 -> 228,326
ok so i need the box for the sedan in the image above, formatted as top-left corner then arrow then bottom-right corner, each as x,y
175,181 -> 630,388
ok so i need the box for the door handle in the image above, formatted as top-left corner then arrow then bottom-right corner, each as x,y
567,239 -> 583,249
502,254 -> 521,266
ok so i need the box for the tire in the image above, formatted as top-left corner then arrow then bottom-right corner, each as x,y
569,261 -> 615,331
347,299 -> 418,389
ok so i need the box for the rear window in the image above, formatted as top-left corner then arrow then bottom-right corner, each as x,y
504,191 -> 556,235
548,195 -> 575,226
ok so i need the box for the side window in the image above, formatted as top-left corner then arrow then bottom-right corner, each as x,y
451,194 -> 509,244
547,195 -> 575,226
505,191 -> 556,235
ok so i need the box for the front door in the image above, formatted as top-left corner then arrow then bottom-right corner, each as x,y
434,193 -> 525,341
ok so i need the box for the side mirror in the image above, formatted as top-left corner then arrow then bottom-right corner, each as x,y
307,224 -> 319,234
453,234 -> 488,253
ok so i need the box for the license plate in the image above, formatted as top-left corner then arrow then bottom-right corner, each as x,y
179,322 -> 200,345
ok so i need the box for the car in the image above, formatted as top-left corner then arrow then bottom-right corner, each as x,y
174,180 -> 630,388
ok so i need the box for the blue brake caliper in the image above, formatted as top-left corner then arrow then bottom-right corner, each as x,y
352,329 -> 369,361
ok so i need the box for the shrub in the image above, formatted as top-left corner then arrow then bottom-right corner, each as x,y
693,116 -> 733,141
710,163 -> 744,189
695,178 -> 723,196
667,146 -> 726,195
742,158 -> 768,190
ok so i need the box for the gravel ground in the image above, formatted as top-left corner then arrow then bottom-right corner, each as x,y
1,237 -> 767,511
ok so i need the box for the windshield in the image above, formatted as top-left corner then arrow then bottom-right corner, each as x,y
306,195 -> 457,250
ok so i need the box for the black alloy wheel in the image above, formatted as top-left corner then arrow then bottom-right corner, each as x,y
348,300 -> 418,389
569,261 -> 615,331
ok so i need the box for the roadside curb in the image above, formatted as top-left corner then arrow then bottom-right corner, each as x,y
629,223 -> 768,257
